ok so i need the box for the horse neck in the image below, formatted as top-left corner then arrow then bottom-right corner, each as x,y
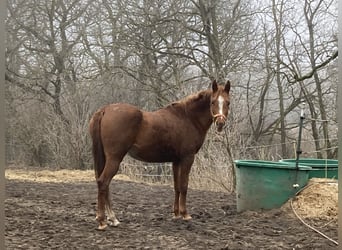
185,91 -> 213,132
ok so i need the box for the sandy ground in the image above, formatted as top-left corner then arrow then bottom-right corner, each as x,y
5,167 -> 338,249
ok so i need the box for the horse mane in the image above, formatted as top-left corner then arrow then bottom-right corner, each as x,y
166,89 -> 211,113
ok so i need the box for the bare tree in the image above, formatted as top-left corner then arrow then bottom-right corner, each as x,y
6,0 -> 91,123
6,0 -> 93,168
276,0 -> 338,158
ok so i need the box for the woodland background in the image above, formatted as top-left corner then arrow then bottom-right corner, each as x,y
5,0 -> 338,191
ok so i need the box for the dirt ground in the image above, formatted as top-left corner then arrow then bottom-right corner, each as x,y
5,168 -> 338,250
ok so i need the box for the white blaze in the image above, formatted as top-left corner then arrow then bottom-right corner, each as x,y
218,95 -> 224,115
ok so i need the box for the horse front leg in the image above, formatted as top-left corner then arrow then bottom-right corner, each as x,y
172,163 -> 181,219
178,155 -> 195,220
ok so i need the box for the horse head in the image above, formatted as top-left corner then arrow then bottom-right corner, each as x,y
210,80 -> 231,132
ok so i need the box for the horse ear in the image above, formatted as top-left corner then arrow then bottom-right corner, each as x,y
224,80 -> 231,93
212,80 -> 218,92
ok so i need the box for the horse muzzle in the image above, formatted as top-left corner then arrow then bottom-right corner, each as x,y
213,114 -> 226,132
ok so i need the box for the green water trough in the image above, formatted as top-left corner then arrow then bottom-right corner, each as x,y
235,160 -> 311,212
279,158 -> 338,179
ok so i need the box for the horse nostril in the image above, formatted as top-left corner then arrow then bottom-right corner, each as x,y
217,118 -> 225,125
216,124 -> 224,132
215,120 -> 225,129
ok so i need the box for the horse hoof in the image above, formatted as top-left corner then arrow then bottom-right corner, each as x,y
172,215 -> 182,220
97,224 -> 108,231
109,219 -> 120,227
182,215 -> 192,221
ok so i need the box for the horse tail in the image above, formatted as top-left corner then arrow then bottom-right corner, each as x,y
90,108 -> 106,179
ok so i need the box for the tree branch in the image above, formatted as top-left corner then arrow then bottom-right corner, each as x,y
292,50 -> 338,82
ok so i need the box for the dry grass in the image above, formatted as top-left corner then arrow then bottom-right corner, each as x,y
291,178 -> 338,220
5,162 -> 232,193
5,165 -> 131,183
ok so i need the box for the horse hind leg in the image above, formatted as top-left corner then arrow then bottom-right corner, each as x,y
105,188 -> 120,227
96,159 -> 121,230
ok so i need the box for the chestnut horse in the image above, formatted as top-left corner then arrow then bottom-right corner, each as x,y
89,80 -> 231,230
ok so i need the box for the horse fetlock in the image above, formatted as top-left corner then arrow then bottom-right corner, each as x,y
96,214 -> 105,223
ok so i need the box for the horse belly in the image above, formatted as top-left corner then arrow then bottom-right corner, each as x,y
128,144 -> 177,163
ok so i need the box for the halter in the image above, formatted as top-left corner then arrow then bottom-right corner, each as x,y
212,113 -> 227,125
